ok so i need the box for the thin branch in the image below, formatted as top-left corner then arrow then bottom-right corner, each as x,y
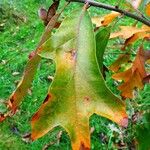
69,0 -> 150,27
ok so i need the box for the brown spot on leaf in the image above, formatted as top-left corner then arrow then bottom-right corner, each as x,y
71,50 -> 76,59
54,21 -> 61,28
65,50 -> 77,62
84,96 -> 90,102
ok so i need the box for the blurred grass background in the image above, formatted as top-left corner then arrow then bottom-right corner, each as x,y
0,0 -> 150,149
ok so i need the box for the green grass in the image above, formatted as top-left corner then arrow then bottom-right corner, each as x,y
0,0 -> 150,149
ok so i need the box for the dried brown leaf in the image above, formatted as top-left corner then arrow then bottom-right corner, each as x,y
112,47 -> 149,98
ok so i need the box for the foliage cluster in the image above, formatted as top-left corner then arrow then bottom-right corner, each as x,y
0,0 -> 150,149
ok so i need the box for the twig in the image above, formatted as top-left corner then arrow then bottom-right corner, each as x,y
69,0 -> 150,26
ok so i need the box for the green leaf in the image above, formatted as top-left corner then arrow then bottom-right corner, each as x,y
96,26 -> 111,71
32,8 -> 128,150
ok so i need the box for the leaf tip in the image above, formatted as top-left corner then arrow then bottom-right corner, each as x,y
30,133 -> 36,141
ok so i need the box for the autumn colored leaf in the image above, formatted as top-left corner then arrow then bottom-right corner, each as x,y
32,8 -> 128,150
38,8 -> 47,21
145,2 -> 150,16
38,1 -> 59,26
122,32 -> 150,50
110,25 -> 150,39
112,47 -> 150,98
121,25 -> 150,50
110,54 -> 130,72
92,11 -> 121,27
0,14 -> 60,122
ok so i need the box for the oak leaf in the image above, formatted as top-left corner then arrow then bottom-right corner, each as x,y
122,32 -> 150,50
112,47 -> 150,98
122,25 -> 150,49
110,25 -> 150,39
31,8 -> 128,150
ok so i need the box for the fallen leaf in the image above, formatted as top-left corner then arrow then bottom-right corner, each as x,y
32,8 -> 128,150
